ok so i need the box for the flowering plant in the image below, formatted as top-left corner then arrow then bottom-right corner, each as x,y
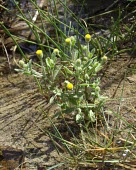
15,34 -> 107,123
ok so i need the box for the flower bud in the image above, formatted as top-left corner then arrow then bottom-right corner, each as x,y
23,64 -> 28,68
77,67 -> 82,72
76,59 -> 81,66
101,55 -> 107,62
94,61 -> 99,67
85,73 -> 89,80
70,36 -> 76,46
81,45 -> 88,51
95,86 -> 100,92
19,60 -> 25,67
65,38 -> 71,45
83,57 -> 88,61
53,48 -> 59,55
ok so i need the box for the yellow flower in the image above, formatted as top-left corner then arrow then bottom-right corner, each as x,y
65,38 -> 71,44
66,82 -> 73,90
53,48 -> 59,55
85,34 -> 91,42
36,50 -> 43,58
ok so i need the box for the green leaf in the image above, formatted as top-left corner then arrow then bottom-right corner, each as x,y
63,66 -> 74,75
46,57 -> 55,68
88,48 -> 95,58
49,95 -> 56,104
83,59 -> 92,70
14,69 -> 24,73
76,113 -> 83,123
91,48 -> 96,55
53,65 -> 62,80
79,83 -> 91,87
68,96 -> 78,105
88,110 -> 96,122
95,63 -> 102,72
47,163 -> 64,170
127,0 -> 136,2
62,108 -> 75,114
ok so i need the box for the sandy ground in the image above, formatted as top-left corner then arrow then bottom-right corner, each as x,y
0,52 -> 136,169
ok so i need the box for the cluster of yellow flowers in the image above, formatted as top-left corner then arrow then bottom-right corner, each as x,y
34,33 -> 107,92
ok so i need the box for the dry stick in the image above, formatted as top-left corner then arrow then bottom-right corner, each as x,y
14,161 -> 29,170
119,137 -> 136,146
118,163 -> 136,170
32,0 -> 45,23
19,0 -> 45,42
0,35 -> 11,70
85,147 -> 127,152
0,1 -> 46,33
13,0 -> 47,67
1,36 -> 15,86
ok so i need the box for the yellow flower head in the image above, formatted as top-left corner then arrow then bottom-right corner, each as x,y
66,82 -> 73,90
36,50 -> 43,58
65,38 -> 71,44
85,34 -> 91,42
53,48 -> 59,55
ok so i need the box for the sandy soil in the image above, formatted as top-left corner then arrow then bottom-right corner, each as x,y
0,52 -> 136,169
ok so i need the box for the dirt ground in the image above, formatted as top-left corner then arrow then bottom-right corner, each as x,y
0,55 -> 62,169
101,53 -> 136,123
0,51 -> 136,169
